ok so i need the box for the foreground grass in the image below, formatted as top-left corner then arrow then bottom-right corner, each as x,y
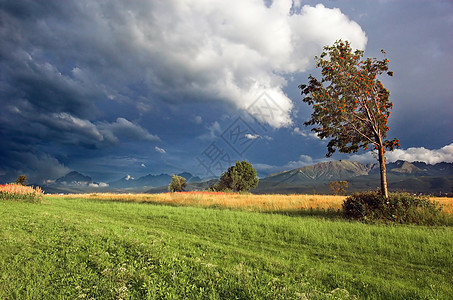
1,196 -> 452,299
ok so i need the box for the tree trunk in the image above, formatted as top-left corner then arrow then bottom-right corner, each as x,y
377,144 -> 389,199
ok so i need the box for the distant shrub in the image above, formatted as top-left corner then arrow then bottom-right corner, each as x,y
0,183 -> 43,203
342,191 -> 448,225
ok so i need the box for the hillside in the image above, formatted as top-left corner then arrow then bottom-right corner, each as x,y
264,160 -> 372,183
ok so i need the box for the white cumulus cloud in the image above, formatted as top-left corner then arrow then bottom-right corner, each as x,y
89,182 -> 109,188
386,144 -> 453,164
293,127 -> 320,139
349,144 -> 453,165
155,146 -> 166,154
245,133 -> 260,140
60,1 -> 367,128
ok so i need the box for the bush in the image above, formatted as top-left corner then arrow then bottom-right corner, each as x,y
342,191 -> 448,225
0,183 -> 43,203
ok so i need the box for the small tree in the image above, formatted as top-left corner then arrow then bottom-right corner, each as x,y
16,175 -> 27,186
214,161 -> 259,192
329,181 -> 348,195
299,40 -> 399,199
168,174 -> 186,192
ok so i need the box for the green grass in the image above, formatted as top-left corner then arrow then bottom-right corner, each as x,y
1,197 -> 452,299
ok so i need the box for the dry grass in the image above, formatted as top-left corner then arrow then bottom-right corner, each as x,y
434,197 -> 453,214
48,192 -> 347,213
47,192 -> 453,215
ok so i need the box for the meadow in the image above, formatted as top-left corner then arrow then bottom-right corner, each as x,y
1,192 -> 452,299
58,191 -> 453,214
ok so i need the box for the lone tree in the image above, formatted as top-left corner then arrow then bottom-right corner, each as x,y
16,175 -> 27,186
212,160 -> 259,192
299,40 -> 399,199
168,174 -> 187,192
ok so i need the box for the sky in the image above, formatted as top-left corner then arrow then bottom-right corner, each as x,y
1,0 -> 452,184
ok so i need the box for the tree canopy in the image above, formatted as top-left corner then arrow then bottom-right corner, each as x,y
299,40 -> 399,198
15,175 -> 27,186
212,160 -> 259,192
168,174 -> 187,192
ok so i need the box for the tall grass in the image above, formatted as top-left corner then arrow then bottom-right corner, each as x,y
1,196 -> 452,299
57,192 -> 347,212
0,183 -> 43,203
436,197 -> 453,214
56,192 -> 453,216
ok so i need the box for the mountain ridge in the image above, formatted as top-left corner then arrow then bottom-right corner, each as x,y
263,160 -> 453,184
255,160 -> 453,195
55,171 -> 93,186
37,160 -> 452,195
264,160 -> 372,183
108,172 -> 202,189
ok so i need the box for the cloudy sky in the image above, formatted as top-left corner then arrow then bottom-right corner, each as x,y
1,0 -> 452,184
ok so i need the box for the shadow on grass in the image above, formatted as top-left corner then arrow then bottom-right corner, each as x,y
82,197 -> 346,220
80,197 -> 453,225
268,208 -> 453,226
265,208 -> 344,220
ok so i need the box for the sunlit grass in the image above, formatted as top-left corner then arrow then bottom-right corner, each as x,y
51,192 -> 453,215
1,196 -> 452,299
434,197 -> 453,214
52,192 -> 346,212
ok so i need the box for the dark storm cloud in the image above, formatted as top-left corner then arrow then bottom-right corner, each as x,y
0,151 -> 70,185
2,55 -> 98,117
99,118 -> 160,143
0,0 -> 165,182
0,0 -> 370,183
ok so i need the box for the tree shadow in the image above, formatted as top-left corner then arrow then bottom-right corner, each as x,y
264,207 -> 344,220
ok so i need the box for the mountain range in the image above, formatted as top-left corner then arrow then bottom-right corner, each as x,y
108,172 -> 201,189
261,160 -> 453,183
40,171 -> 202,194
254,160 -> 453,195
39,160 -> 453,195
55,171 -> 93,186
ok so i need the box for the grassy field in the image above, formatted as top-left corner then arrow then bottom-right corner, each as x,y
1,194 -> 452,299
60,191 -> 453,214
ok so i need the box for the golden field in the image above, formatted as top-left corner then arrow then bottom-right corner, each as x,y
48,192 -> 453,214
435,197 -> 453,214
